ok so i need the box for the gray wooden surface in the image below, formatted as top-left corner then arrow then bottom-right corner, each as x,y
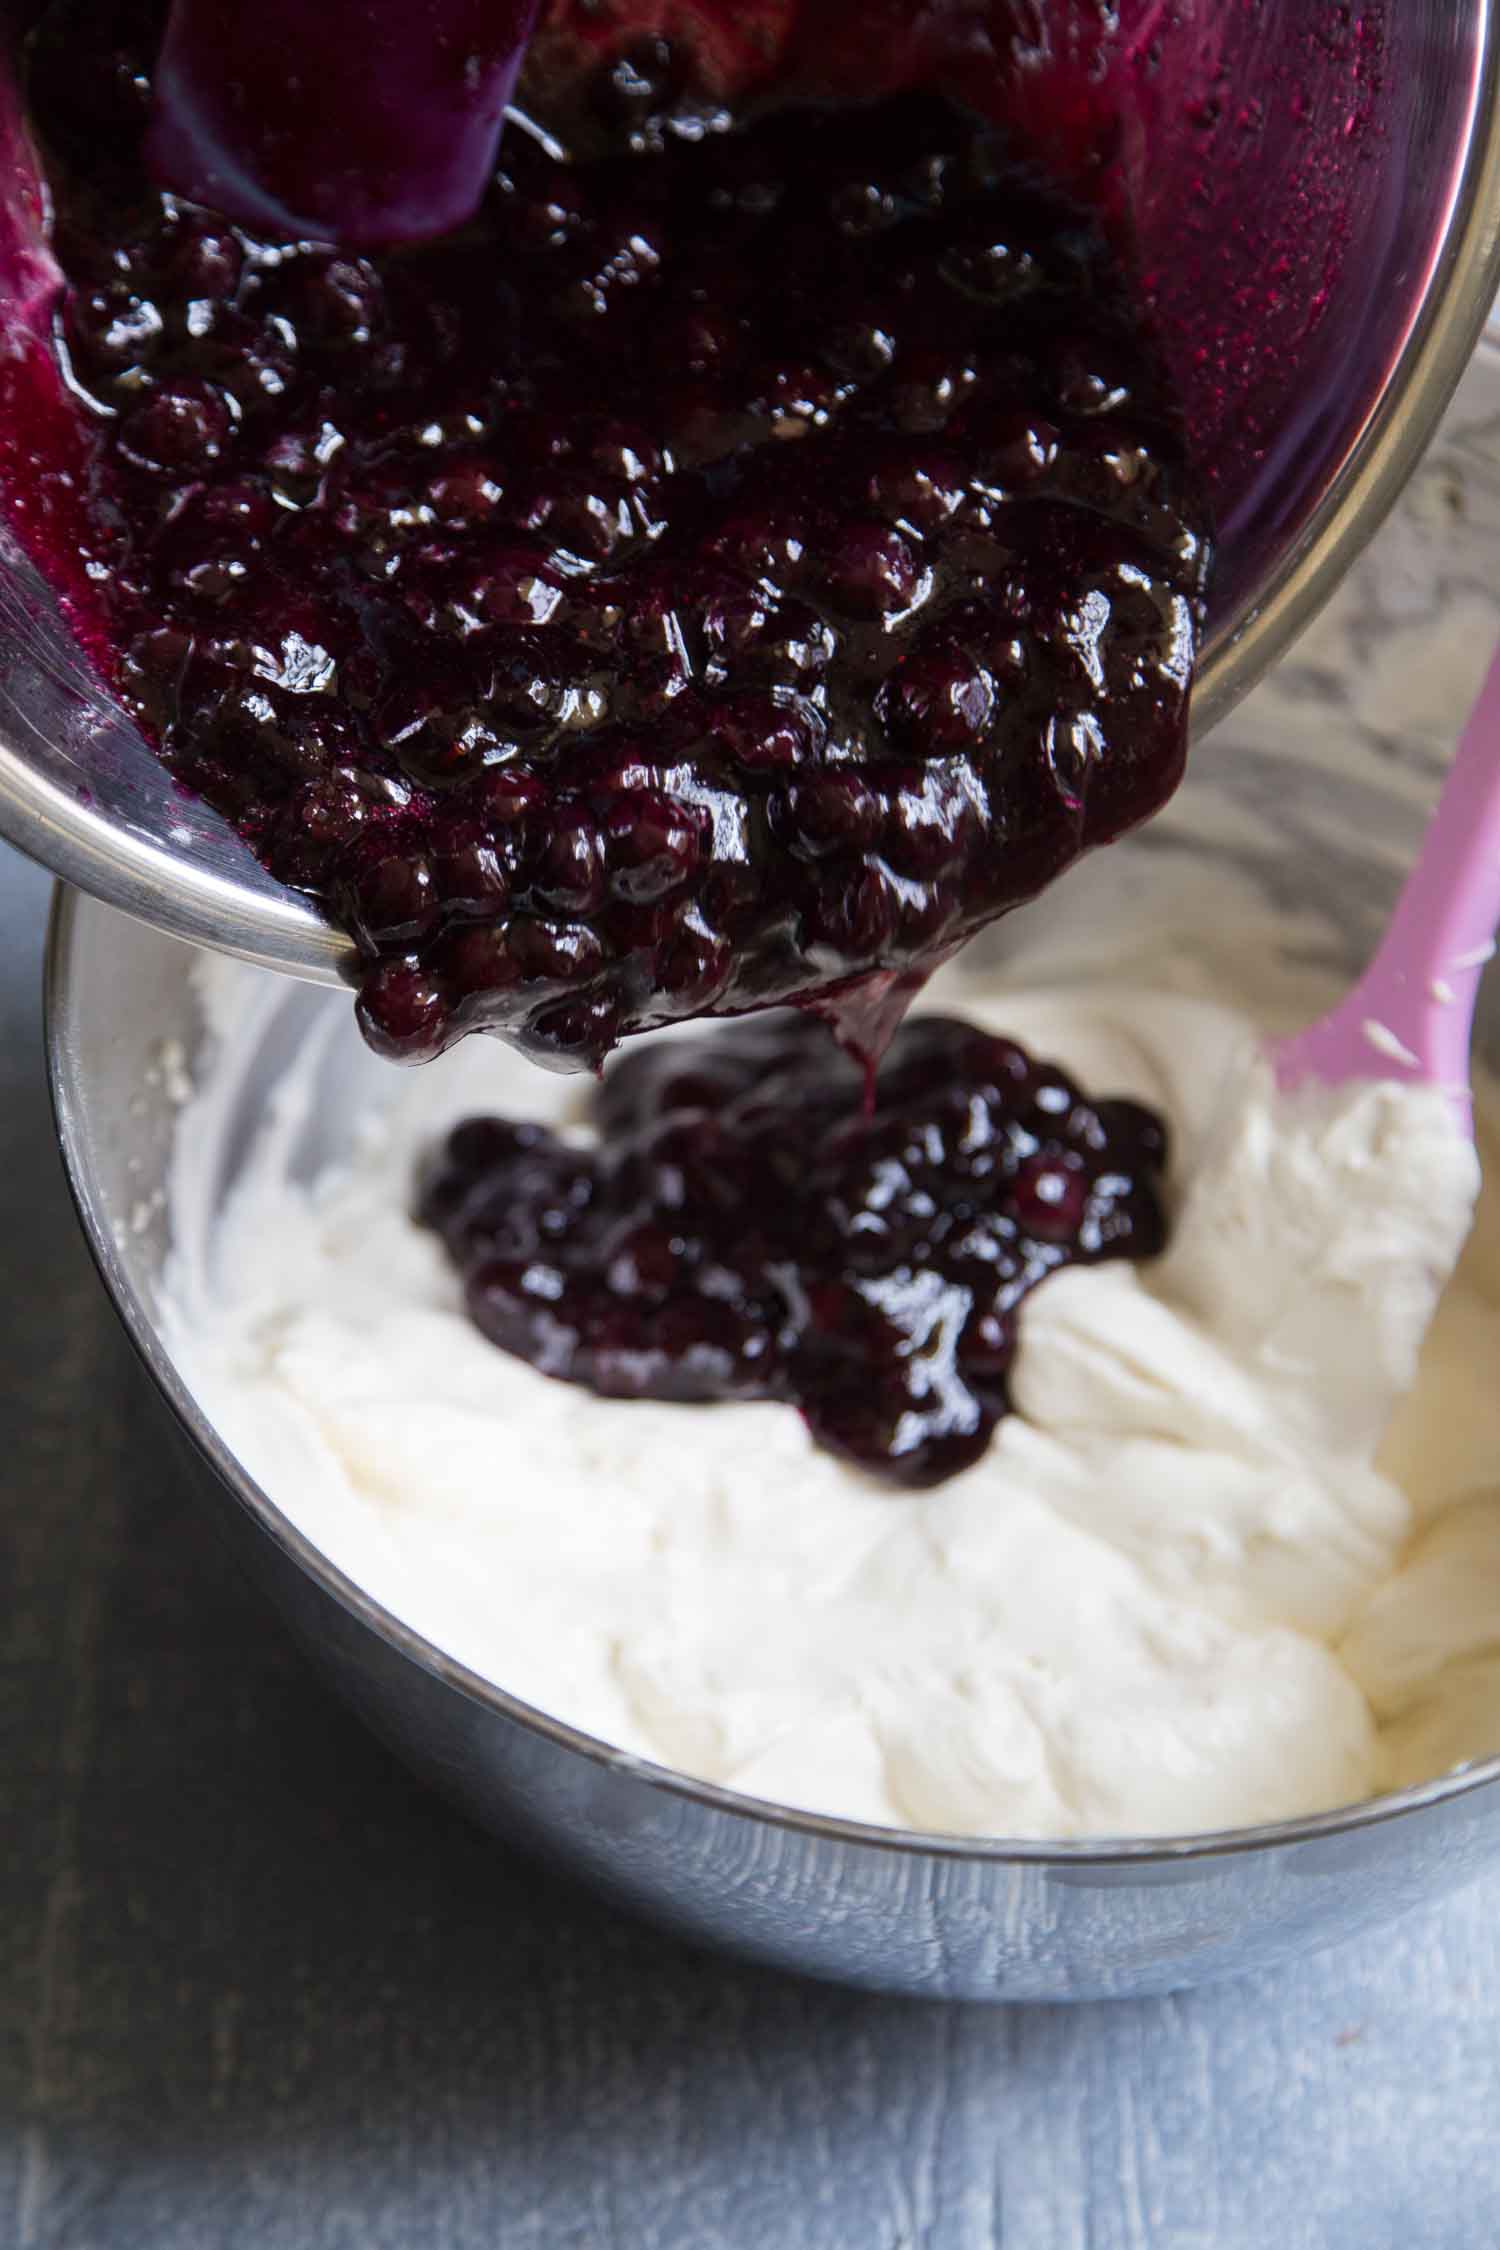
14,343 -> 1500,2242
5,868 -> 1500,2250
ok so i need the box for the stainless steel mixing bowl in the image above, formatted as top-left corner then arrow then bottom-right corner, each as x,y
5,0 -> 1500,984
43,323 -> 1500,1996
44,893 -> 1500,2010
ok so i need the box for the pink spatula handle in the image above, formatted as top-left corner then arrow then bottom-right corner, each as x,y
1274,641 -> 1500,1133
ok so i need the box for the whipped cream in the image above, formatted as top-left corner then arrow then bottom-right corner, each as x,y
159,870 -> 1500,1839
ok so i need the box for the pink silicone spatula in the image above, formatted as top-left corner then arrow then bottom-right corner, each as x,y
1274,642 -> 1500,1135
146,0 -> 541,247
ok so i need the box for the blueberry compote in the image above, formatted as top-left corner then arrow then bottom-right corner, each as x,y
420,1011 -> 1168,1486
29,16 -> 1212,1070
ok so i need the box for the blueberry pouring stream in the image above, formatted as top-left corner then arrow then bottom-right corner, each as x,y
30,23 -> 1213,1070
421,1012 -> 1169,1485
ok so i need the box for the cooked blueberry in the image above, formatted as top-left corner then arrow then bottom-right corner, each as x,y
533,810 -> 608,913
116,379 -> 234,474
823,523 -> 921,618
338,845 -> 439,948
779,773 -> 885,858
604,792 -> 704,902
30,50 -> 1208,1076
277,253 -> 385,347
882,644 -> 997,752
357,960 -> 452,1062
164,222 -> 244,304
60,281 -> 163,379
430,825 -> 513,919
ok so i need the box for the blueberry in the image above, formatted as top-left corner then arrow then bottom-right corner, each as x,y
710,694 -> 821,774
939,237 -> 1041,304
604,792 -> 704,902
282,254 -> 385,348
882,644 -> 996,752
61,281 -> 163,379
116,379 -> 234,474
779,773 -> 884,858
356,960 -> 452,1062
655,925 -> 731,1005
508,916 -> 606,987
430,826 -> 512,919
164,223 -> 244,305
534,811 -> 608,914
863,448 -> 967,530
830,181 -> 899,235
1009,1153 -> 1090,1240
807,864 -> 900,960
442,922 -> 523,999
338,847 -> 438,948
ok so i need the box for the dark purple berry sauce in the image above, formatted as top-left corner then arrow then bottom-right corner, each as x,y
25,6 -> 1212,1072
419,1010 -> 1169,1486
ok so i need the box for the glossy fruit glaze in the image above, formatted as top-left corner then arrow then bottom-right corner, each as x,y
26,4 -> 1212,1070
420,1010 -> 1169,1485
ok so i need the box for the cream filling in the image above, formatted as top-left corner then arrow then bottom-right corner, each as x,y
159,892 -> 1500,1839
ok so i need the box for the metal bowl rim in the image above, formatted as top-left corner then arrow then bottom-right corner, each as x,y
43,881 -> 1500,1869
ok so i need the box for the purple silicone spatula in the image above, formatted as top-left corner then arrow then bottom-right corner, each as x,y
1274,642 -> 1500,1135
146,0 -> 541,247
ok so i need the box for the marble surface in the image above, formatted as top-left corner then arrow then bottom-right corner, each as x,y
10,355 -> 1500,2247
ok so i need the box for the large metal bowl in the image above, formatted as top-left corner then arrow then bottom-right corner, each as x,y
4,0 -> 1500,982
43,322 -> 1500,1994
43,901 -> 1500,2010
